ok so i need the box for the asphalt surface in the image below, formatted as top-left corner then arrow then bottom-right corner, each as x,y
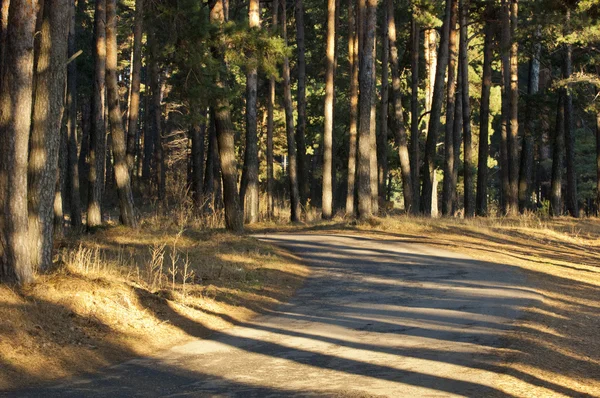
9,233 -> 540,397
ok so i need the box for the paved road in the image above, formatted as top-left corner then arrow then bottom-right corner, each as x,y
11,233 -> 539,397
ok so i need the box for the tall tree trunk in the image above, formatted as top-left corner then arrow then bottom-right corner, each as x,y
499,0 -> 510,213
78,99 -> 91,200
596,111 -> 600,216
518,27 -> 541,213
356,0 -> 376,220
345,0 -> 358,216
441,0 -> 459,216
66,0 -> 82,227
191,117 -> 206,210
28,0 -> 69,271
209,0 -> 244,231
410,16 -> 420,212
369,41 -> 378,214
322,0 -> 336,219
563,8 -> 578,218
0,0 -> 7,78
421,0 -> 454,215
88,0 -> 106,228
460,0 -> 473,217
295,0 -> 308,206
550,93 -> 564,216
387,0 -> 412,213
240,0 -> 260,223
452,67 -> 462,213
476,8 -> 493,216
126,0 -> 143,171
106,0 -> 137,227
204,112 -> 216,212
281,0 -> 301,222
506,0 -> 519,215
0,0 -> 38,283
266,0 -> 277,219
424,28 -> 437,118
378,4 -> 389,207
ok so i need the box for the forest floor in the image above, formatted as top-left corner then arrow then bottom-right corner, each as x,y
1,214 -> 598,396
252,214 -> 600,397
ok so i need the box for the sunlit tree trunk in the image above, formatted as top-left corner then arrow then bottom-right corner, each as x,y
499,0 -> 510,213
322,0 -> 336,219
295,0 -> 308,206
88,0 -> 106,228
506,0 -> 519,215
0,0 -> 38,283
387,0 -> 412,213
106,0 -> 137,227
424,28 -> 437,119
240,0 -> 260,223
266,0 -> 277,219
550,93 -> 564,216
563,8 -> 578,218
126,0 -> 143,172
281,0 -> 301,222
476,7 -> 493,217
460,0 -> 473,217
369,41 -> 378,214
345,0 -> 358,216
441,0 -> 458,216
422,0 -> 453,215
410,17 -> 420,212
378,4 -> 389,207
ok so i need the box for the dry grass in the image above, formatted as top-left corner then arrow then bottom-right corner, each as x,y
0,222 -> 308,391
254,214 -> 600,397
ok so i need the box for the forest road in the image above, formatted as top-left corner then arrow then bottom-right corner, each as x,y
12,233 -> 540,397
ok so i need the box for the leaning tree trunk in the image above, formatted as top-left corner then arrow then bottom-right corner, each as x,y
322,0 -> 336,219
550,93 -> 565,216
240,0 -> 260,223
28,0 -> 70,271
106,0 -> 137,227
378,5 -> 389,207
88,0 -> 106,228
387,0 -> 413,213
210,0 -> 244,231
345,0 -> 358,216
421,0 -> 454,215
281,0 -> 301,222
476,8 -> 493,216
0,0 -> 38,283
441,0 -> 459,216
460,0 -> 474,217
506,0 -> 519,215
356,0 -> 377,220
295,0 -> 308,206
410,16 -> 420,212
563,9 -> 578,218
126,0 -> 143,171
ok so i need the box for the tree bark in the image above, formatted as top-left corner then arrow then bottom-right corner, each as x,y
126,0 -> 143,171
410,16 -> 420,212
421,0 -> 453,215
209,0 -> 244,231
387,0 -> 412,213
369,40 -> 378,214
191,118 -> 206,210
322,0 -> 336,219
345,0 -> 358,216
452,67 -> 462,213
106,0 -> 137,227
240,0 -> 260,223
295,0 -> 308,206
281,0 -> 301,222
356,0 -> 376,220
204,112 -> 216,211
0,0 -> 38,283
506,0 -> 519,215
441,0 -> 459,216
28,0 -> 69,271
424,28 -> 437,117
476,8 -> 493,216
266,0 -> 277,219
88,0 -> 106,228
460,0 -> 473,217
596,111 -> 600,216
378,4 -> 389,207
550,93 -> 564,216
563,8 -> 578,218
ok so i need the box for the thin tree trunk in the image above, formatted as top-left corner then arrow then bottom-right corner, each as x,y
0,0 -> 9,88
322,0 -> 336,219
476,8 -> 493,216
28,0 -> 70,271
424,28 -> 437,117
452,68 -> 462,213
518,27 -> 541,213
204,112 -> 216,212
0,0 -> 38,283
55,127 -> 67,238
421,0 -> 453,215
460,0 -> 473,217
88,0 -> 106,228
295,0 -> 308,206
191,117 -> 206,210
563,8 -> 578,218
378,4 -> 389,207
550,93 -> 564,216
441,0 -> 459,216
596,111 -> 600,215
106,0 -> 137,227
369,41 -> 378,214
281,0 -> 301,222
410,17 -> 420,212
387,0 -> 412,213
126,0 -> 143,171
78,99 -> 91,200
240,0 -> 260,223
345,0 -> 358,216
506,0 -> 519,215
266,0 -> 277,219
210,0 -> 244,231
